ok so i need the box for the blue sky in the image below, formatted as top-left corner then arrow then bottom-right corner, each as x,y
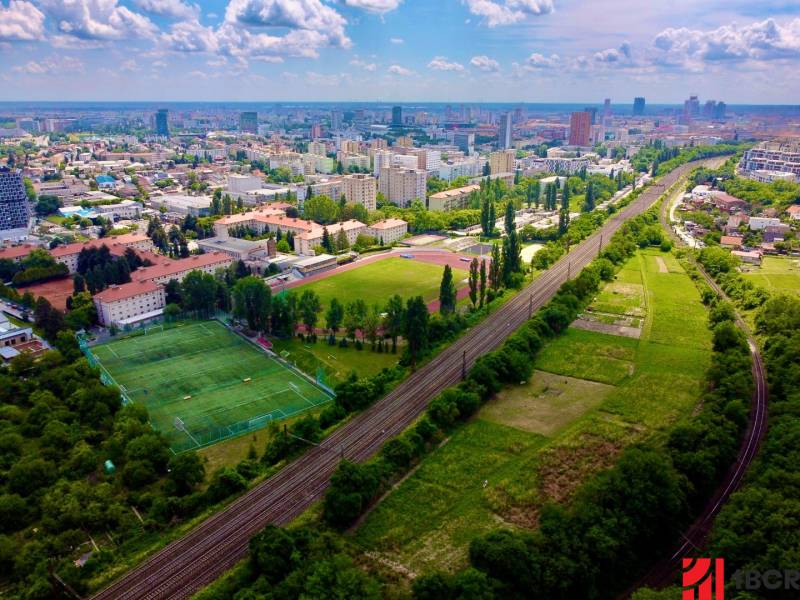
2,0 -> 800,102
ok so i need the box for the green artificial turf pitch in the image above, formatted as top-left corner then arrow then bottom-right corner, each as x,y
91,320 -> 332,451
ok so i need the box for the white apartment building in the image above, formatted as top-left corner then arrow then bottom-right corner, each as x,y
307,141 -> 327,157
749,217 -> 782,231
378,167 -> 426,207
338,153 -> 371,172
295,220 -> 367,256
366,218 -> 408,245
93,280 -> 166,327
341,174 -> 377,211
749,169 -> 797,184
372,150 -> 394,177
741,141 -> 800,178
228,174 -> 264,194
391,154 -> 419,170
437,158 -> 482,182
132,252 -> 234,285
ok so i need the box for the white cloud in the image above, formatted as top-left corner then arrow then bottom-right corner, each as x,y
133,0 -> 199,20
342,0 -> 402,14
0,0 -> 45,41
390,37 -> 404,44
14,55 -> 84,75
470,54 -> 500,72
38,0 -> 158,41
162,20 -> 218,52
523,52 -> 560,69
652,18 -> 800,71
463,0 -> 553,27
593,41 -> 632,64
224,0 -> 351,48
305,71 -> 348,86
350,57 -> 377,71
428,56 -> 465,72
388,64 -> 413,76
120,59 -> 140,72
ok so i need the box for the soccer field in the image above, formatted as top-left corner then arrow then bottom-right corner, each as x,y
295,256 -> 468,308
91,320 -> 333,452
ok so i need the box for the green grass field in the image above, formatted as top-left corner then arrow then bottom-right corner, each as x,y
91,321 -> 333,452
354,248 -> 712,574
741,256 -> 800,296
270,337 -> 400,384
293,257 -> 467,309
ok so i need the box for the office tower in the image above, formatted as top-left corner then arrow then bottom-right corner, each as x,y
568,111 -> 592,146
583,107 -> 598,125
633,97 -> 646,116
239,111 -> 258,134
331,110 -> 343,131
684,95 -> 700,120
603,98 -> 612,120
498,113 -> 512,149
453,132 -> 475,155
715,101 -> 727,119
155,109 -> 169,136
392,106 -> 402,126
0,168 -> 31,242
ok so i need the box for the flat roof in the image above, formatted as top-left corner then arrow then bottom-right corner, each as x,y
196,237 -> 268,252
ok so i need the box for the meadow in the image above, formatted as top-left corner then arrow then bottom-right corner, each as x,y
353,248 -> 712,573
740,256 -> 800,296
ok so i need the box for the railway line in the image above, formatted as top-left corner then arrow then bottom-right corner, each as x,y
630,167 -> 769,593
93,161 -> 705,600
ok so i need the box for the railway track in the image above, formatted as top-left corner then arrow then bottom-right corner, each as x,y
629,166 -> 769,593
93,161 -> 705,600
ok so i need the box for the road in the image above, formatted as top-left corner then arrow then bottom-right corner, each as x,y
93,161 -> 710,600
628,166 -> 769,594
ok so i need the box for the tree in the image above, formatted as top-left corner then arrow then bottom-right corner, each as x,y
364,305 -> 381,350
489,243 -> 502,293
222,193 -> 233,215
403,296 -> 429,368
504,200 -> 515,235
502,229 -> 522,286
326,298 -> 344,338
479,259 -> 487,307
164,279 -> 182,306
299,289 -> 322,336
468,258 -> 479,309
438,265 -> 457,315
232,276 -> 272,332
582,181 -> 595,212
167,452 -> 205,495
321,227 -> 334,253
181,270 -> 218,316
304,195 -> 338,224
72,273 -> 85,294
335,228 -> 350,252
344,299 -> 367,343
384,294 -> 405,352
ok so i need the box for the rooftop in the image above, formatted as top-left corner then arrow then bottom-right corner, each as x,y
94,279 -> 161,303
368,218 -> 407,229
133,252 -> 232,281
196,237 -> 269,252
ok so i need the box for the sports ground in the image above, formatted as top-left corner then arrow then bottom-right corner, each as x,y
91,320 -> 333,452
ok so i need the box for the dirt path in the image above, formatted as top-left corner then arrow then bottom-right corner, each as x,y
654,256 -> 668,273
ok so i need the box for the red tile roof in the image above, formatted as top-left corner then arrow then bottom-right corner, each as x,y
133,252 -> 232,282
0,244 -> 39,261
94,279 -> 161,303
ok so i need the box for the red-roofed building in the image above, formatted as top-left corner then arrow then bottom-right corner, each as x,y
93,280 -> 165,327
720,236 -> 743,249
131,252 -> 233,285
0,244 -> 40,263
786,204 -> 800,220
711,192 -> 748,213
365,218 -> 408,245
51,233 -> 154,273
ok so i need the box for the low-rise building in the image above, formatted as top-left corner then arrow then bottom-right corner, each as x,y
428,184 -> 480,212
195,237 -> 271,261
93,279 -> 166,327
0,313 -> 32,348
732,250 -> 762,265
149,194 -> 212,217
295,220 -> 367,256
132,252 -> 233,285
51,233 -> 154,273
365,218 -> 408,245
749,217 -> 782,231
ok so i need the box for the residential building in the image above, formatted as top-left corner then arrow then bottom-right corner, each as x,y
295,220 -> 367,256
498,113 -> 512,149
338,153 -> 371,172
307,141 -> 328,157
132,252 -> 233,285
340,139 -> 361,154
489,150 -> 515,175
391,154 -> 419,170
0,243 -> 37,264
239,111 -> 258,134
341,174 -> 377,211
749,169 -> 796,184
51,233 -> 154,273
428,184 -> 480,212
568,112 -> 591,146
453,132 -> 475,155
711,192 -> 748,212
378,167 -> 426,207
732,250 -> 762,265
749,217 -> 782,231
0,312 -> 32,348
227,174 -> 264,194
740,141 -> 800,178
0,168 -> 31,242
93,280 -> 166,327
365,218 -> 408,245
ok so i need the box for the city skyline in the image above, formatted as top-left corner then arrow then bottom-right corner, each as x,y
1,0 -> 800,103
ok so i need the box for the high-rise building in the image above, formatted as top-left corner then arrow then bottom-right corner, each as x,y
378,166 -> 426,207
684,95 -> 700,121
239,111 -> 258,134
568,112 -> 592,146
331,110 -> 343,131
583,107 -> 598,125
489,150 -> 516,175
0,168 -> 31,242
155,109 -> 169,136
341,174 -> 377,211
453,132 -> 475,155
310,123 -> 323,139
392,106 -> 402,127
603,99 -> 612,123
498,113 -> 512,150
633,97 -> 646,116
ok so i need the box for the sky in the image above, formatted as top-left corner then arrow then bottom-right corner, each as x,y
2,0 -> 800,103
